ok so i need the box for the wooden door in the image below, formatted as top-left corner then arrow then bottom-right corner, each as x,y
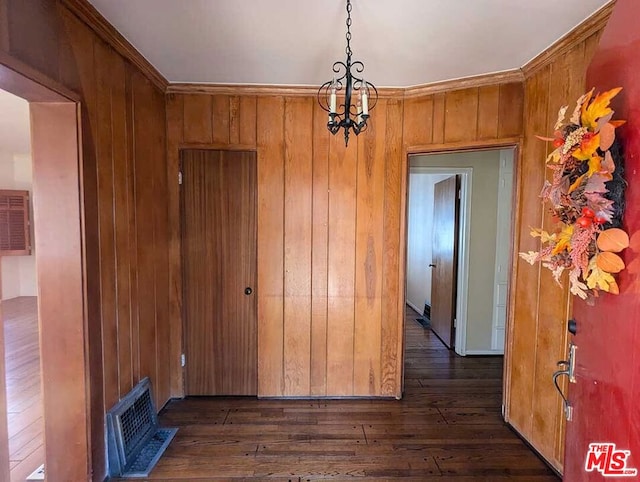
181,150 -> 257,395
430,176 -> 459,348
564,2 -> 640,479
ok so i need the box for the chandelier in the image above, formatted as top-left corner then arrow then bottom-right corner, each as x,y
317,0 -> 378,146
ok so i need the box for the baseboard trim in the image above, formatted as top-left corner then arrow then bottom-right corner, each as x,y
405,300 -> 423,315
465,349 -> 504,356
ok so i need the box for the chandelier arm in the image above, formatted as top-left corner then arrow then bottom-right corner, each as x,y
318,0 -> 377,147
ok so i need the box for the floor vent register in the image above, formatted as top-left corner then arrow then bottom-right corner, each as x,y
107,377 -> 177,478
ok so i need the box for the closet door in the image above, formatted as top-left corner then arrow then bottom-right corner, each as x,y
181,149 -> 257,395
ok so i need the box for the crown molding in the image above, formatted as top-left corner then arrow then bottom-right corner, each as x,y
521,0 -> 616,78
167,72 -> 524,99
403,70 -> 524,98
166,83 -> 405,99
58,0 -> 169,92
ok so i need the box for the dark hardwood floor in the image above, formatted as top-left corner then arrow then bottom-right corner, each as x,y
2,296 -> 44,481
116,306 -> 558,481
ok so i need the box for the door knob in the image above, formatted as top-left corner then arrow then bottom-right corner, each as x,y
429,264 -> 436,268
244,287 -> 253,295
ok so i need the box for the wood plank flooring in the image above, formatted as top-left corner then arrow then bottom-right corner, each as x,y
118,306 -> 558,481
2,296 -> 43,481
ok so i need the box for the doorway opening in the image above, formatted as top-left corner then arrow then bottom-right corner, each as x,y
404,147 -> 515,357
0,61 -> 89,482
0,87 -> 43,481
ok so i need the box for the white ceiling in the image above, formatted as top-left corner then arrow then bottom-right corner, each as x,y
0,89 -> 31,156
88,0 -> 611,87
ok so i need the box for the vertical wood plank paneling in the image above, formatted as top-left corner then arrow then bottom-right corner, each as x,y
94,40 -> 119,412
354,100 -> 386,395
326,127 -> 357,396
477,85 -> 500,139
381,99 -> 404,397
166,94 -> 184,397
444,88 -> 479,143
183,94 -> 212,143
61,14 -> 107,479
211,94 -> 230,144
310,102 -> 329,396
111,52 -> 134,398
132,72 -> 159,403
5,0 -> 60,82
509,67 -> 549,436
0,0 -> 8,53
498,83 -> 525,138
229,96 -> 241,144
4,4 -> 177,479
257,96 -> 285,396
151,87 -> 170,405
532,40 -> 585,470
124,65 -> 141,387
402,96 -> 433,147
432,93 -> 445,143
240,96 -> 257,147
505,30 -> 598,473
169,79 -> 529,402
283,97 -> 313,395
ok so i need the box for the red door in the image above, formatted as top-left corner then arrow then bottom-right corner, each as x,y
564,0 -> 640,479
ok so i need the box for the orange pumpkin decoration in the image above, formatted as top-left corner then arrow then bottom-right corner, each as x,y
597,228 -> 630,253
596,252 -> 625,273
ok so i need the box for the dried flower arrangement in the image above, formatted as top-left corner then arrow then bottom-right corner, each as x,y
520,88 -> 629,300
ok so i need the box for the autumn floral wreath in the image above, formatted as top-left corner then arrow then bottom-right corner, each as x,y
520,88 -> 629,300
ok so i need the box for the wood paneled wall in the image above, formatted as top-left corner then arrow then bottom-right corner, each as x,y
1,1 -> 171,480
167,82 -> 524,398
166,94 -> 406,397
403,82 -> 524,148
504,31 -> 603,471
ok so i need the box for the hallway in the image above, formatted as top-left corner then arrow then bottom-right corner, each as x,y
119,307 -> 558,480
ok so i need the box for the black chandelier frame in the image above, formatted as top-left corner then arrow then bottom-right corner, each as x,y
317,0 -> 378,146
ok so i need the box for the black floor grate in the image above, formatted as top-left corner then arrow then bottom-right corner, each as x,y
107,377 -> 178,478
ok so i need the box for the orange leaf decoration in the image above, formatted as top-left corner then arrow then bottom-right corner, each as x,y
573,133 -> 600,161
597,228 -> 630,253
608,279 -> 620,295
599,122 -> 616,151
596,252 -> 625,273
587,155 -> 602,177
581,87 -> 622,130
568,173 -> 587,193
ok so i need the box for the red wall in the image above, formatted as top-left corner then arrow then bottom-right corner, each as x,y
565,0 -> 640,479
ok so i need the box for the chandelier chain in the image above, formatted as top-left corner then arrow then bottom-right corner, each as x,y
345,0 -> 352,57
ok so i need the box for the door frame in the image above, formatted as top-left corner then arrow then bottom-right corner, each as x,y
0,58 -> 91,480
408,166 -> 472,355
400,141 -> 520,400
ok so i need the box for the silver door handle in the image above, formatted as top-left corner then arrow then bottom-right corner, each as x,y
552,343 -> 577,421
